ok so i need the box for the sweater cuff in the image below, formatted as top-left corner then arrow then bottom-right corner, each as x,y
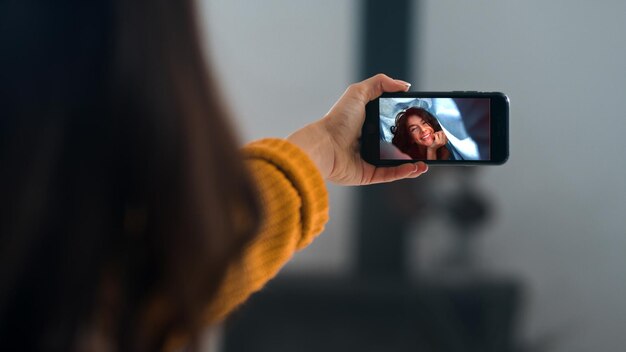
242,138 -> 329,249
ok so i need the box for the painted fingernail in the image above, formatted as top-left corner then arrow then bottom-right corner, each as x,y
395,79 -> 411,87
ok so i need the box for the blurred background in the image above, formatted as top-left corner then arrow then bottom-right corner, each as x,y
199,0 -> 626,351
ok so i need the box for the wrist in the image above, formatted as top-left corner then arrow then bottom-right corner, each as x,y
286,121 -> 333,179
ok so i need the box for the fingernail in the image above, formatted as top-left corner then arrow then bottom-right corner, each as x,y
412,162 -> 427,174
410,163 -> 423,174
396,79 -> 412,88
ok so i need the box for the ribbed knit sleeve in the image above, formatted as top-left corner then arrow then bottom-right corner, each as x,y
203,138 -> 329,323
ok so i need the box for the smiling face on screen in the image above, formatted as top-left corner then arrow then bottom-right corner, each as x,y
407,115 -> 435,147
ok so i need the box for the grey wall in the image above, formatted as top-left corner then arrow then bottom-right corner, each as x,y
200,0 -> 626,351
417,1 -> 626,351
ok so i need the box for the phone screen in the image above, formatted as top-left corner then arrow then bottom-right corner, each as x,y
361,91 -> 508,165
379,97 -> 490,161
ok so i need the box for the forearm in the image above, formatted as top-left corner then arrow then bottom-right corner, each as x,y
204,139 -> 329,323
426,148 -> 438,160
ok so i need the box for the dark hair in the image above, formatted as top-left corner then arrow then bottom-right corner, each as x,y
0,1 -> 260,350
390,107 -> 447,159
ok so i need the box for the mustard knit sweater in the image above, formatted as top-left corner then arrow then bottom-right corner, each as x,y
204,138 -> 329,323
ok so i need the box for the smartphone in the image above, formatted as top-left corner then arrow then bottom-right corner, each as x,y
361,91 -> 509,165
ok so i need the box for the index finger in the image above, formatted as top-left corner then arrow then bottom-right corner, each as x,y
350,74 -> 412,104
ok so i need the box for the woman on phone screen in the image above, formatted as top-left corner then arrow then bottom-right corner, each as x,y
391,107 -> 451,160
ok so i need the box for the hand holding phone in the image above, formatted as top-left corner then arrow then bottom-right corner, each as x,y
287,74 -> 429,185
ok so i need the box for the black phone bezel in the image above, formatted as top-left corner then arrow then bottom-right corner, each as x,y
361,91 -> 509,166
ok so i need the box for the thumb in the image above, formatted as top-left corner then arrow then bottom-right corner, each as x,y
368,162 -> 428,184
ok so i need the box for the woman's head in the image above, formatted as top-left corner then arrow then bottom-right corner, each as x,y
0,1 -> 260,350
391,107 -> 443,154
